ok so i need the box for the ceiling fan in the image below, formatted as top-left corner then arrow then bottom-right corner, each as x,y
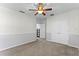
29,3 -> 53,16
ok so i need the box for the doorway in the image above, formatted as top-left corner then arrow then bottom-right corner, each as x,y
36,24 -> 40,38
36,17 -> 46,39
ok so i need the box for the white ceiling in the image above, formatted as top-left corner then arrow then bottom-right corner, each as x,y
0,3 -> 79,18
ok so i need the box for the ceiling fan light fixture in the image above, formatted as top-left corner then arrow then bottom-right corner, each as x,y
38,11 -> 43,14
29,3 -> 53,16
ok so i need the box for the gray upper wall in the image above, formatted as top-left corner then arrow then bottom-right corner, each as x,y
36,17 -> 47,24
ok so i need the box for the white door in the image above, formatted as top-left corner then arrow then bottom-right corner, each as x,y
40,24 -> 46,39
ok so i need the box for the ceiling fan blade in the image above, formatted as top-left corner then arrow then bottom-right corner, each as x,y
42,12 -> 46,16
29,9 -> 36,11
44,8 -> 52,11
34,12 -> 38,15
